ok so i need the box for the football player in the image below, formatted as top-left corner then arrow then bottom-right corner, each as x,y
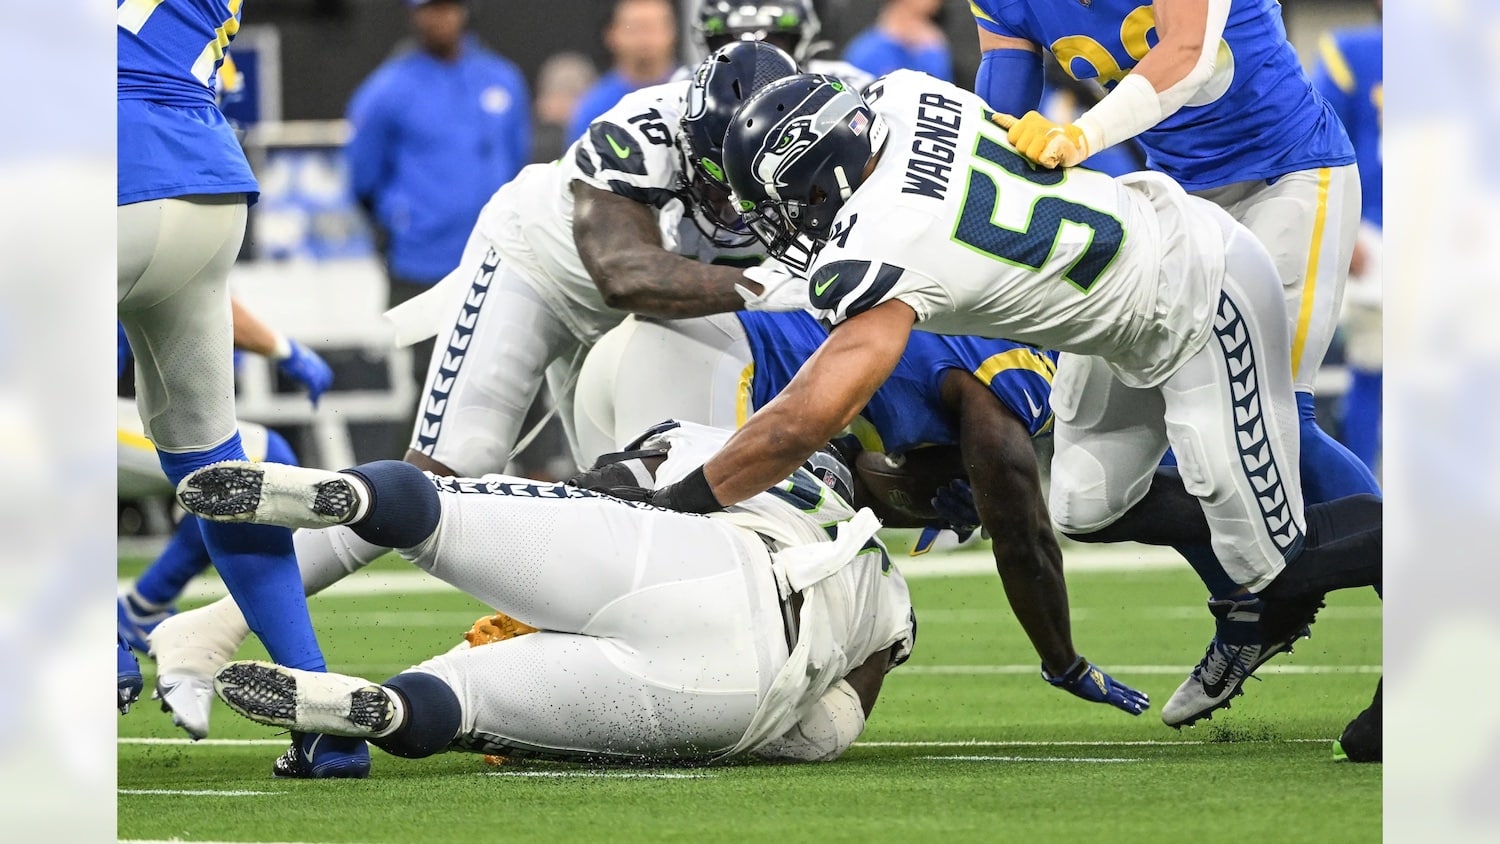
966,0 -> 1384,725
175,421 -> 915,768
691,0 -> 875,90
117,0 -> 364,775
117,299 -> 331,655
603,74 -> 1382,688
145,41 -> 802,743
574,312 -> 1149,715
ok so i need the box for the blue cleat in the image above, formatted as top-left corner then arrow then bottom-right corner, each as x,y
272,732 -> 371,779
118,592 -> 176,655
118,635 -> 143,714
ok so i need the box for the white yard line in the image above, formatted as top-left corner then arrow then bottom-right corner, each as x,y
481,771 -> 711,779
860,739 -> 1327,747
899,664 -> 1382,676
918,755 -> 1142,763
121,737 -> 1329,749
118,789 -> 282,796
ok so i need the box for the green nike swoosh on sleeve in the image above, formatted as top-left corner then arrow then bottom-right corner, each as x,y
813,273 -> 839,296
606,134 -> 633,158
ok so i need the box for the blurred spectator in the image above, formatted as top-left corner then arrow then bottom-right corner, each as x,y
345,0 -> 530,432
1313,0 -> 1383,471
841,0 -> 952,82
566,0 -> 680,142
532,52 -> 599,162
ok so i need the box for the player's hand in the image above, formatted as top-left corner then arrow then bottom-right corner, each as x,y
566,460 -> 642,492
991,111 -> 1090,169
932,478 -> 980,537
738,263 -> 810,312
1042,656 -> 1150,716
277,340 -> 333,407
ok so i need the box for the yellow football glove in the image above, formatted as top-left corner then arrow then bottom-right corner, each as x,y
990,111 -> 1090,169
463,610 -> 539,648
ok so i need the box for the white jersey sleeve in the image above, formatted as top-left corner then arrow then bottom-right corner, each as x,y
567,81 -> 691,211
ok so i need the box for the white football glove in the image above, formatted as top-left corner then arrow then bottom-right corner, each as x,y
737,263 -> 811,312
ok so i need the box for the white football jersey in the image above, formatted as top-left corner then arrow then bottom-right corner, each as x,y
472,81 -> 764,343
808,71 -> 1229,388
645,420 -> 915,755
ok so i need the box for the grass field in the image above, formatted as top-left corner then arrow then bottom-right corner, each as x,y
117,543 -> 1382,843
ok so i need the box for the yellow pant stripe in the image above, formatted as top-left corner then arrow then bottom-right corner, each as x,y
735,362 -> 755,428
1290,168 -> 1333,380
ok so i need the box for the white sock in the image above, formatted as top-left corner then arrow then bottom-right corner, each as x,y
293,525 -> 388,596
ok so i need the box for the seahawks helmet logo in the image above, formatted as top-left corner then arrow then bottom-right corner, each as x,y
751,116 -> 820,200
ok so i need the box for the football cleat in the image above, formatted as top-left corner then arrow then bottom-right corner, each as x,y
1333,678 -> 1382,763
117,635 -> 143,715
214,661 -> 398,739
272,732 -> 371,780
118,592 -> 176,655
1161,597 -> 1309,728
148,603 -> 248,739
176,462 -> 364,529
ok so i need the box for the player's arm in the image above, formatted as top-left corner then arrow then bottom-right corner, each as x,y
691,300 -> 917,510
942,370 -> 1077,674
571,182 -> 761,317
974,27 -> 1045,117
229,298 -> 333,405
998,0 -> 1231,167
753,644 -> 898,763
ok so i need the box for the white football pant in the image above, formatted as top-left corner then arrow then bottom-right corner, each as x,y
1049,204 -> 1305,591
1194,163 -> 1360,394
398,477 -> 789,760
117,195 -> 246,451
573,313 -> 752,465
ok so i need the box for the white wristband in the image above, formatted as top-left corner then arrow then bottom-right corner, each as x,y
1073,73 -> 1162,156
271,333 -> 293,361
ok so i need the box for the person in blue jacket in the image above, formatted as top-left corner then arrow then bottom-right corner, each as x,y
346,0 -> 531,398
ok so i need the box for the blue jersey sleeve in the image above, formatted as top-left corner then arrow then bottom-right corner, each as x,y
943,337 -> 1058,437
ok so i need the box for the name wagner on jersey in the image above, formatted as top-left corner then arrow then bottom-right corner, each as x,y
902,91 -> 964,200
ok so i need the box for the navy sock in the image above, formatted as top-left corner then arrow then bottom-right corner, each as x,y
134,514 -> 213,607
1174,543 -> 1242,602
1299,392 -> 1381,503
377,672 -> 462,759
341,460 -> 441,549
157,433 -> 327,671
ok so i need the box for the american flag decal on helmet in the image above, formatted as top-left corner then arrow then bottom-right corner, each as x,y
848,112 -> 869,136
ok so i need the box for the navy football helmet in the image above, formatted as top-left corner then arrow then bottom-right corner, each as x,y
721,73 -> 887,270
692,1 -> 823,62
678,41 -> 798,245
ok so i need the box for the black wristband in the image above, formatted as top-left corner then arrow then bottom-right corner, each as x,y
651,466 -> 725,514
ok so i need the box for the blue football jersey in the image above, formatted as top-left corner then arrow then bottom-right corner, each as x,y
1313,26 -> 1381,227
971,0 -> 1354,190
118,0 -> 258,205
738,311 -> 1057,455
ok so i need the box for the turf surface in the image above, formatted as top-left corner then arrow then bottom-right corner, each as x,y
117,547 -> 1382,842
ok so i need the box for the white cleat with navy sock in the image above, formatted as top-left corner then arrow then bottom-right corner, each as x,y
176,462 -> 369,529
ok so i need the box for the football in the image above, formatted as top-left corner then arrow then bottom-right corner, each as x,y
853,445 -> 968,528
